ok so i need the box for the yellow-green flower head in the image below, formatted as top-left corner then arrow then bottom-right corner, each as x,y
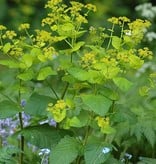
18,23 -> 30,31
138,47 -> 153,59
42,17 -> 54,26
45,0 -> 62,8
107,17 -> 119,24
81,52 -> 96,68
85,3 -> 97,12
76,15 -> 88,24
128,19 -> 151,31
95,116 -> 110,128
47,100 -> 68,123
2,30 -> 17,40
0,25 -> 7,31
118,16 -> 130,23
35,30 -> 52,42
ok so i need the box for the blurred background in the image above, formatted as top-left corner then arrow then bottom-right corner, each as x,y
0,0 -> 155,28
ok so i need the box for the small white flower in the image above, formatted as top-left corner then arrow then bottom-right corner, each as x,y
102,147 -> 111,154
125,30 -> 132,36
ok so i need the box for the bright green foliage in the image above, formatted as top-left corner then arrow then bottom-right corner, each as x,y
0,0 -> 155,163
81,94 -> 112,116
0,100 -> 20,118
50,136 -> 80,164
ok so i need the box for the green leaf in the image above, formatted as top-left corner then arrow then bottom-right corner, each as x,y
24,93 -> 53,116
81,94 -> 112,116
71,41 -> 85,52
17,69 -> 35,81
50,136 -> 80,164
37,66 -> 57,80
14,124 -> 63,149
21,54 -> 33,68
68,67 -> 88,81
84,142 -> 111,164
113,77 -> 133,92
3,43 -> 11,53
129,55 -> 144,69
112,36 -> 121,49
0,100 -> 19,118
138,157 -> 156,164
57,23 -> 75,37
0,60 -> 19,68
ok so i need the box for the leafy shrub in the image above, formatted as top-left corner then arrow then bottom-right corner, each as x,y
0,0 -> 155,163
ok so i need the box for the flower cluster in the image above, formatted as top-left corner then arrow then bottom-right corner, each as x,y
138,47 -> 153,59
18,23 -> 30,31
81,52 -> 97,68
47,100 -> 69,123
95,116 -> 110,133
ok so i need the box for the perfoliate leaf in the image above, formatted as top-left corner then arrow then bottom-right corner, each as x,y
0,60 -> 19,68
17,69 -> 35,81
37,66 -> 57,80
3,43 -> 11,53
50,136 -> 80,164
113,77 -> 133,92
129,55 -> 144,69
0,100 -> 19,118
81,94 -> 112,116
71,41 -> 85,52
21,54 -> 33,68
68,67 -> 88,81
112,36 -> 121,49
24,93 -> 53,116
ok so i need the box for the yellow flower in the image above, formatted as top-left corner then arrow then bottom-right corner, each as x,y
107,17 -> 119,24
96,116 -> 110,128
18,23 -> 30,31
47,100 -> 68,123
85,4 -> 97,12
0,25 -> 7,31
138,47 -> 153,59
2,30 -> 17,40
81,52 -> 96,68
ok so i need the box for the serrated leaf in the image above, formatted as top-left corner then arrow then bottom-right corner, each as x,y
0,100 -> 19,118
84,142 -> 111,164
112,36 -> 121,49
138,157 -> 156,164
50,136 -> 80,164
13,124 -> 64,149
37,66 -> 57,80
24,93 -> 53,116
81,94 -> 112,116
17,69 -> 35,81
113,77 -> 133,92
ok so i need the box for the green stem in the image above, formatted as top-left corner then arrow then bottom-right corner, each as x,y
18,78 -> 24,164
107,24 -> 115,49
46,80 -> 60,100
83,126 -> 91,146
120,22 -> 125,39
25,29 -> 33,46
61,82 -> 69,99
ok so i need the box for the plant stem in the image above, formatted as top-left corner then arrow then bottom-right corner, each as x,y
107,24 -> 115,49
19,112 -> 24,164
18,78 -> 24,164
61,82 -> 69,99
46,80 -> 60,100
